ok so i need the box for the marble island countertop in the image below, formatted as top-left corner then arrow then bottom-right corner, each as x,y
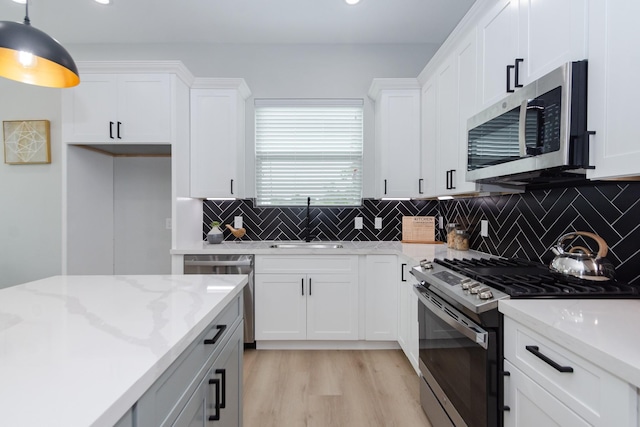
499,299 -> 640,388
172,240 -> 487,264
0,274 -> 248,427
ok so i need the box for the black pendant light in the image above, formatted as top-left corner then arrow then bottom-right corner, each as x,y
0,0 -> 79,88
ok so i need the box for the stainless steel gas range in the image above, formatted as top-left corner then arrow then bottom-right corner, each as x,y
411,256 -> 640,427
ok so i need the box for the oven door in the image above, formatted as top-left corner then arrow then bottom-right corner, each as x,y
415,285 -> 499,427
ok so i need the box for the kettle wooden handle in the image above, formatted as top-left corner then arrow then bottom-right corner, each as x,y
568,246 -> 592,256
558,231 -> 608,259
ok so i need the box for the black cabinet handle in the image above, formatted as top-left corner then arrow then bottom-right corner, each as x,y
204,324 -> 227,345
450,169 -> 456,190
514,58 -> 524,88
230,179 -> 234,195
384,179 -> 387,195
215,369 -> 226,408
525,345 -> 574,373
418,178 -> 424,194
506,64 -> 515,93
109,121 -> 114,139
401,263 -> 407,282
208,378 -> 221,421
309,278 -> 312,296
445,170 -> 450,189
502,371 -> 511,376
117,121 -> 122,139
301,278 -> 304,296
503,406 -> 511,412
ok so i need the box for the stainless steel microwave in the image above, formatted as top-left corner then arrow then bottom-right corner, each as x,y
466,61 -> 590,185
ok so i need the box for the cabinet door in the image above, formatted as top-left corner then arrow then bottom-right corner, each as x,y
504,361 -> 590,427
435,58 -> 459,194
377,90 -> 422,198
420,77 -> 437,197
171,375 -> 209,427
62,74 -> 117,143
117,74 -> 172,143
306,273 -> 359,340
518,0 -> 587,85
477,0 -> 520,109
364,255 -> 398,341
255,274 -> 306,340
587,0 -> 640,179
454,32 -> 480,194
190,89 -> 241,198
209,324 -> 243,427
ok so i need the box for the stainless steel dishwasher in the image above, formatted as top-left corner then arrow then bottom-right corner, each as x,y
183,254 -> 255,347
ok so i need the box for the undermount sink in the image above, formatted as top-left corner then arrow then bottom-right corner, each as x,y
270,243 -> 344,249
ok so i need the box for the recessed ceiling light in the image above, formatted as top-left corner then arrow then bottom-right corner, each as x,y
345,0 -> 361,5
12,0 -> 27,4
95,0 -> 111,4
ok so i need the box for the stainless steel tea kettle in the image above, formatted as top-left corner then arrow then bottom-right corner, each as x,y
549,231 -> 615,281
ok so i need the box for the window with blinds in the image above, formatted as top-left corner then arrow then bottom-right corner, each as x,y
255,99 -> 363,206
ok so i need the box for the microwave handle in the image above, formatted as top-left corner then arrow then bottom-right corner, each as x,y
518,99 -> 528,157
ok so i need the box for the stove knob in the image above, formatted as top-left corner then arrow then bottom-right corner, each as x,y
469,283 -> 482,294
479,289 -> 494,300
461,281 -> 473,290
420,261 -> 433,270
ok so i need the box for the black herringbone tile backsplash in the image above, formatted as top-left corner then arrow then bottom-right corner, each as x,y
203,181 -> 640,284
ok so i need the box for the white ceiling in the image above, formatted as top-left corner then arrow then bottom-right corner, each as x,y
0,0 -> 475,45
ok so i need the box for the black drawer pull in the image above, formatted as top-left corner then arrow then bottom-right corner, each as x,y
109,121 -> 114,139
401,263 -> 407,282
514,58 -> 524,88
208,378 -> 221,421
506,64 -> 515,93
503,405 -> 511,412
525,345 -> 574,373
215,369 -> 226,408
117,121 -> 122,139
418,178 -> 424,194
204,324 -> 227,345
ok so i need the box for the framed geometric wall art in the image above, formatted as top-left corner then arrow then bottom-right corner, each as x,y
3,120 -> 51,164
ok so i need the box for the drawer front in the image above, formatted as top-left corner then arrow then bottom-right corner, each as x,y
255,255 -> 358,274
504,317 -> 635,425
136,294 -> 242,427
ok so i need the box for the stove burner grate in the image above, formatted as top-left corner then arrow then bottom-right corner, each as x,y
434,257 -> 639,298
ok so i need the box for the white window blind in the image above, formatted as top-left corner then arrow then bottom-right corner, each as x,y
255,99 -> 363,206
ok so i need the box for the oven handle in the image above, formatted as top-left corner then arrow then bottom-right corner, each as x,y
415,287 -> 489,349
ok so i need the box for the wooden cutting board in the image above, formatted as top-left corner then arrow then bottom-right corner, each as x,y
401,216 -> 440,243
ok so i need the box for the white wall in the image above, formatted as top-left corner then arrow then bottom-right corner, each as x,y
0,42 -> 437,287
114,157 -> 172,274
0,81 -> 63,288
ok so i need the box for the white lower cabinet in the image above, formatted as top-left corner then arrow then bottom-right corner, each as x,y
503,317 -> 637,426
397,260 -> 419,374
364,255 -> 398,341
255,255 -> 359,341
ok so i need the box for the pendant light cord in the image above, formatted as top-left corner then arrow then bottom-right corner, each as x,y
24,0 -> 31,26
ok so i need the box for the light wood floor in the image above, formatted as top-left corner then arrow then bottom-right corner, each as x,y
243,349 -> 432,427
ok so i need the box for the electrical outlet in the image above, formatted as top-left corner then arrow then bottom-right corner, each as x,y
374,217 -> 383,229
165,218 -> 172,230
438,216 -> 444,229
480,220 -> 489,237
355,217 -> 363,230
234,216 -> 243,229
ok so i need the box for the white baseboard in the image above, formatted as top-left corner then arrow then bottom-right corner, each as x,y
255,340 -> 401,350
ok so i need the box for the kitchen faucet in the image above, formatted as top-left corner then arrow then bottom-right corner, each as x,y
304,196 -> 316,242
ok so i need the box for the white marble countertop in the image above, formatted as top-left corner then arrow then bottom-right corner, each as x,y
172,240 -> 487,265
499,299 -> 640,388
0,274 -> 248,427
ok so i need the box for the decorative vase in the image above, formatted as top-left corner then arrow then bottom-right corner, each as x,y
207,225 -> 224,244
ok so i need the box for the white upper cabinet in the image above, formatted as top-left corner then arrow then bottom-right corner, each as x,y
189,79 -> 250,199
422,32 -> 478,197
62,74 -> 173,144
587,0 -> 640,180
369,80 -> 423,199
477,0 -> 587,110
477,0 -> 520,109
